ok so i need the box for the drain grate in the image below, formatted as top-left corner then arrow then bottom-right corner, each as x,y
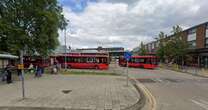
62,90 -> 72,94
137,78 -> 156,83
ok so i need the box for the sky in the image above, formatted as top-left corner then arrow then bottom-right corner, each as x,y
58,0 -> 208,50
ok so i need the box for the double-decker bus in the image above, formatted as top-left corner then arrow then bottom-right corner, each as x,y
119,56 -> 159,69
56,54 -> 109,69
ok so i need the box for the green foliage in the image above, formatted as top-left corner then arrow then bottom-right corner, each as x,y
156,32 -> 167,62
156,25 -> 188,64
0,0 -> 67,56
139,41 -> 147,56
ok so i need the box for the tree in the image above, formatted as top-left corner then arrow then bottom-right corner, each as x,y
156,32 -> 167,62
0,0 -> 67,56
156,25 -> 188,65
170,25 -> 188,65
138,41 -> 147,56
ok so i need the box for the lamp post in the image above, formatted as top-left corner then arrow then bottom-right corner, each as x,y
64,28 -> 67,70
64,20 -> 70,71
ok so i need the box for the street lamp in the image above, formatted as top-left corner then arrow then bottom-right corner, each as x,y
64,20 -> 70,71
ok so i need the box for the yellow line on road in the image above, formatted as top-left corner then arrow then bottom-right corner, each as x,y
133,78 -> 157,110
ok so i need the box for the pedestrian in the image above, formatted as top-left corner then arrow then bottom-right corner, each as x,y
51,62 -> 58,74
5,63 -> 13,84
28,63 -> 34,73
35,64 -> 42,77
17,69 -> 22,79
41,64 -> 44,75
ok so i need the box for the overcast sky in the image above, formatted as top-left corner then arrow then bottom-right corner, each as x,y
58,0 -> 208,50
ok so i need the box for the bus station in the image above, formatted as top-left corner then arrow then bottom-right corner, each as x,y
1,0 -> 208,110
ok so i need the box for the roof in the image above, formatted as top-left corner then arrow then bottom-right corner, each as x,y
0,54 -> 18,59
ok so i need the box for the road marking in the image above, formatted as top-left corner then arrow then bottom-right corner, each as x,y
191,99 -> 208,110
134,79 -> 157,110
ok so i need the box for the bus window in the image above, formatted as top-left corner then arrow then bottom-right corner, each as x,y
129,58 -> 135,63
87,57 -> 95,63
137,58 -> 145,63
82,57 -> 87,63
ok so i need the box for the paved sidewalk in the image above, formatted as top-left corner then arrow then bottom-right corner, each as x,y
0,75 -> 140,110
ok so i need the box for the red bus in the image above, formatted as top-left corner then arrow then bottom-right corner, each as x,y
56,54 -> 109,69
23,56 -> 50,68
119,56 -> 159,69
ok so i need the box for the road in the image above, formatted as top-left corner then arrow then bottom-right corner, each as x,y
118,66 -> 208,110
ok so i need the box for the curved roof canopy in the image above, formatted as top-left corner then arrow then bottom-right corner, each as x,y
0,54 -> 18,59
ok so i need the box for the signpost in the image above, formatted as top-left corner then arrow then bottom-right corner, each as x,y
124,52 -> 132,86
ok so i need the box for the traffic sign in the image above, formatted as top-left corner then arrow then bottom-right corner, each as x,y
124,52 -> 132,61
124,51 -> 132,86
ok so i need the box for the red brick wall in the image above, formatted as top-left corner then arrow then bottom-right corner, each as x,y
196,25 -> 206,48
182,31 -> 188,41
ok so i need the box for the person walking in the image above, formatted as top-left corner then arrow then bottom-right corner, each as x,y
51,62 -> 58,74
28,63 -> 34,73
5,64 -> 13,84
35,64 -> 42,77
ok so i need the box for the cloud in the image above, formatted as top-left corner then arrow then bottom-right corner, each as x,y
59,0 -> 208,50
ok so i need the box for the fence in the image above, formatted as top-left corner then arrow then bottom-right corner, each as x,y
160,63 -> 208,77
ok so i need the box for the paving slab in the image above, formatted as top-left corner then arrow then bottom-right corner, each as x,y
0,74 -> 140,110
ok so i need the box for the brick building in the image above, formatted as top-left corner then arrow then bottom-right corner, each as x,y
144,22 -> 208,68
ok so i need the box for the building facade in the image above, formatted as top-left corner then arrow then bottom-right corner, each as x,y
76,46 -> 125,59
144,22 -> 208,68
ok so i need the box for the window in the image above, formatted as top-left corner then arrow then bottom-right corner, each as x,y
187,29 -> 197,48
187,32 -> 196,41
156,41 -> 159,48
130,58 -> 145,63
152,43 -> 155,49
205,38 -> 208,48
206,24 -> 208,47
87,57 -> 95,63
206,28 -> 208,38
189,41 -> 196,48
148,44 -> 151,52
